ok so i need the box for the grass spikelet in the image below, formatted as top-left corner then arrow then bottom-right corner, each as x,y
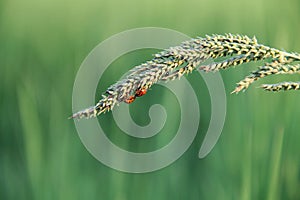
231,63 -> 300,94
71,34 -> 300,119
261,82 -> 300,91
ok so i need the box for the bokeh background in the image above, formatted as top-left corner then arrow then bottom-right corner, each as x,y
1,0 -> 300,199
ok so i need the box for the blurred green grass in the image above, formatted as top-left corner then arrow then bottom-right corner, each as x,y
1,0 -> 300,199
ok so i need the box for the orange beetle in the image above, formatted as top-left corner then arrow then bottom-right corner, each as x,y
124,87 -> 147,104
124,95 -> 136,104
135,88 -> 147,97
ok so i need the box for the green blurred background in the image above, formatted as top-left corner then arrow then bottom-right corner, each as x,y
1,0 -> 300,199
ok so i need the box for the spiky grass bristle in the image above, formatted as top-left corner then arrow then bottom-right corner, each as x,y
71,34 -> 300,119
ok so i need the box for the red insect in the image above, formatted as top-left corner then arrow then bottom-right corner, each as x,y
135,88 -> 147,97
124,87 -> 147,104
124,95 -> 136,104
